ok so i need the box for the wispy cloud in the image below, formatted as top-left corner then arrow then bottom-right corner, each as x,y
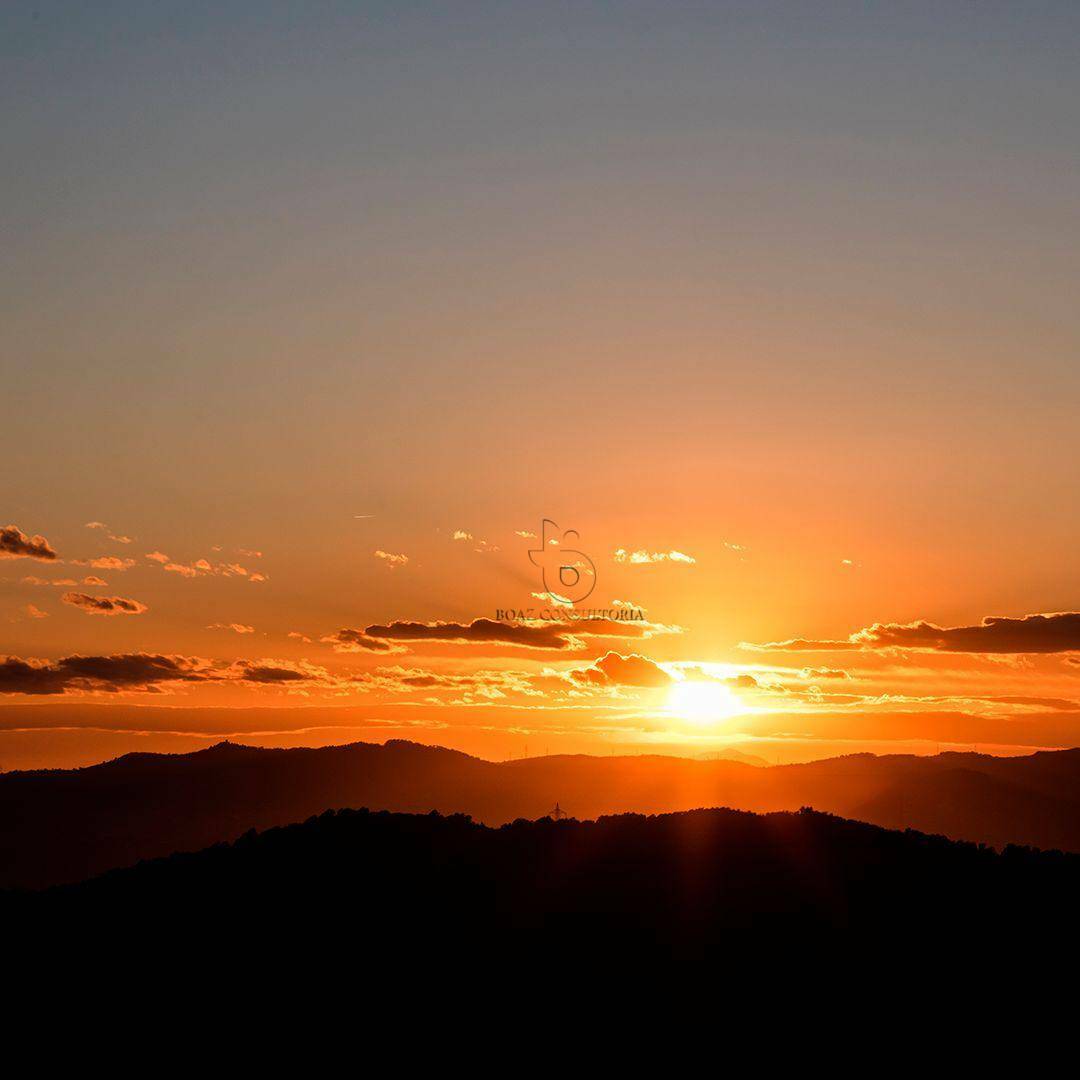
373,550 -> 409,568
154,555 -> 267,582
613,548 -> 695,565
71,556 -> 135,571
85,521 -> 132,543
453,530 -> 499,552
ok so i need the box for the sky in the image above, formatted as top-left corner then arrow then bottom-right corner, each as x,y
3,2 -> 1080,770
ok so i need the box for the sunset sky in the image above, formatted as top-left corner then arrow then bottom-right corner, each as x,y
4,3 -> 1080,770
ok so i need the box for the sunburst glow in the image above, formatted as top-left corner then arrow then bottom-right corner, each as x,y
666,680 -> 744,725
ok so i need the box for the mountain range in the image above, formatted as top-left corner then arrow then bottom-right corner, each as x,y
3,738 -> 1080,889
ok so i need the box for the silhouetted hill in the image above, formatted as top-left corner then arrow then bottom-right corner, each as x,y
3,739 -> 1080,888
8,807 -> 1078,941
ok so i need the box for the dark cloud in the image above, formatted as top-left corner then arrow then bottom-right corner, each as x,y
327,616 -> 664,654
232,662 -> 312,684
62,592 -> 148,616
0,654 -> 208,695
322,629 -> 402,653
1,525 -> 57,561
365,618 -> 574,650
744,613 -> 1080,655
0,653 -> 346,696
572,652 -> 672,688
852,614 -> 1080,653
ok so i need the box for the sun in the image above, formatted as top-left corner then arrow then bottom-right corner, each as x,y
666,680 -> 744,725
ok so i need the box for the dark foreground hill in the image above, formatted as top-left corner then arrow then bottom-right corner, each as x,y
8,807 -> 1079,943
4,738 -> 1080,888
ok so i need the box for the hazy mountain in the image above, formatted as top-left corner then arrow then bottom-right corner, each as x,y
3,739 -> 1080,888
9,806 -> 1079,940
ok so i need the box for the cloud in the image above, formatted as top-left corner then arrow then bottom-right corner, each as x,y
365,618 -> 589,651
677,665 -> 760,689
230,661 -> 313,684
1,525 -> 57,561
571,652 -> 672,688
322,629 -> 405,653
613,548 -> 695,565
62,592 -> 148,616
85,522 -> 132,543
207,623 -> 255,634
22,576 -> 77,587
515,530 -> 537,539
23,604 -> 48,619
799,667 -> 851,680
325,615 -> 669,654
163,562 -> 198,577
744,613 -> 1080,655
374,550 -> 409,568
357,665 -> 537,700
0,652 -> 355,696
740,637 -> 860,653
532,590 -> 573,608
452,530 -> 498,553
82,576 -> 107,586
0,653 -> 209,695
155,556 -> 266,582
726,672 -> 760,689
852,614 -> 1080,653
71,556 -> 135,571
238,549 -> 262,558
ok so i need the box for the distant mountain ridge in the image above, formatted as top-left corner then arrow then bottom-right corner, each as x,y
3,738 -> 1080,889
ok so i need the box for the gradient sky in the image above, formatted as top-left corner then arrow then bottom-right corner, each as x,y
4,2 -> 1080,770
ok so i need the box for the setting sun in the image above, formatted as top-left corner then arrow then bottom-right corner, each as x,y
666,681 -> 745,725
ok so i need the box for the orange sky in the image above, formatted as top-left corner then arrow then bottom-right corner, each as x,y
3,5 -> 1080,770
4,512 -> 1080,771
